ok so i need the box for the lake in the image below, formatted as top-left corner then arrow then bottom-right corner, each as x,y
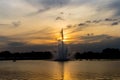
0,60 -> 120,80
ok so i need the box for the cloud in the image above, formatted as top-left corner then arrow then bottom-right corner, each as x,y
0,21 -> 21,27
66,25 -> 74,29
26,7 -> 50,16
0,35 -> 55,52
111,22 -> 119,26
78,23 -> 86,26
0,36 -> 13,47
0,31 -> 57,52
80,34 -> 112,43
0,24 -> 11,28
65,20 -> 101,33
86,20 -> 91,23
2,43 -> 56,52
26,0 -> 70,16
88,18 -> 119,24
64,24 -> 85,34
82,18 -> 120,27
55,16 -> 64,21
70,37 -> 120,52
64,17 -> 120,35
86,33 -> 94,36
0,0 -> 34,19
0,24 -> 9,26
11,27 -> 54,38
0,36 -> 26,47
70,0 -> 120,17
0,36 -> 10,42
8,42 -> 26,47
0,36 -> 27,51
12,21 -> 21,27
105,18 -> 118,21
0,35 -> 120,53
40,0 -> 70,8
92,20 -> 102,23
108,0 -> 120,17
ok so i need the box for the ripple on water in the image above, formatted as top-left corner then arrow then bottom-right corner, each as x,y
0,61 -> 120,80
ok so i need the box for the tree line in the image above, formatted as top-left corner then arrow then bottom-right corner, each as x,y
74,48 -> 120,60
0,51 -> 53,60
0,48 -> 120,61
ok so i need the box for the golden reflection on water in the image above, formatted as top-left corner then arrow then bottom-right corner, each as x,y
64,71 -> 72,80
58,62 -> 72,80
0,61 -> 120,80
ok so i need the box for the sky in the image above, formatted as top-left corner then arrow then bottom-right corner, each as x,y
0,0 -> 120,52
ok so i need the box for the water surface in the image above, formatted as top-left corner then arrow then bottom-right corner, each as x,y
0,60 -> 120,80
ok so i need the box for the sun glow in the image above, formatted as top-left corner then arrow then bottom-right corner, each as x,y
19,26 -> 79,45
56,29 -> 72,44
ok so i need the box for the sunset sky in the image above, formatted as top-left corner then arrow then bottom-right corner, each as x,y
0,0 -> 120,52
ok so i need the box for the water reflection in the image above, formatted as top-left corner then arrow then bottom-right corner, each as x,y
59,62 -> 64,80
0,60 -> 61,80
0,61 -> 120,80
64,61 -> 120,80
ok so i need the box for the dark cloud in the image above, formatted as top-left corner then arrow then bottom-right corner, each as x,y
25,0 -> 120,17
109,0 -> 120,17
70,37 -> 120,52
55,16 -> 64,21
86,20 -> 91,23
87,19 -> 103,24
92,20 -> 101,23
0,36 -> 9,42
105,18 -> 113,21
40,0 -> 69,8
105,18 -> 118,21
78,23 -> 86,26
87,18 -> 119,24
0,21 -> 21,27
2,44 -> 56,52
8,42 -> 26,47
26,36 -> 55,40
80,0 -> 120,17
0,35 -> 56,52
0,36 -> 15,47
85,20 -> 101,24
111,22 -> 119,26
66,25 -> 73,29
87,33 -> 94,36
0,35 -> 120,53
64,24 -> 80,34
10,27 -> 54,38
65,24 -> 86,34
12,21 -> 21,27
64,18 -> 120,35
60,12 -> 64,14
82,18 -> 120,27
26,0 -> 70,16
26,8 -> 50,16
0,36 -> 26,47
64,23 -> 89,34
70,23 -> 88,32
80,34 -> 112,43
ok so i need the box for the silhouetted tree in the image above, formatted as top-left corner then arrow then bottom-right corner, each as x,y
0,51 -> 53,60
74,48 -> 120,60
74,52 -> 81,59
